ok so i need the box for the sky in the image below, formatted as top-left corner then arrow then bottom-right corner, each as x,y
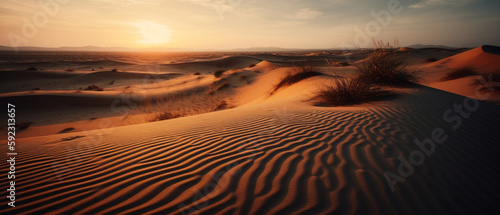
0,0 -> 499,50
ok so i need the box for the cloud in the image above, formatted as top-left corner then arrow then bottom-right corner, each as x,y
295,8 -> 323,19
409,0 -> 475,8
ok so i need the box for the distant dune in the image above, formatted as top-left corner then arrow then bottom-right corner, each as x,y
1,46 -> 500,214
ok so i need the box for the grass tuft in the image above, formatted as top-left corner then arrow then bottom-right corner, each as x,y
84,85 -> 104,91
59,127 -> 75,134
271,61 -> 323,94
355,49 -> 417,87
314,78 -> 393,106
207,79 -> 230,95
214,70 -> 225,78
150,111 -> 182,122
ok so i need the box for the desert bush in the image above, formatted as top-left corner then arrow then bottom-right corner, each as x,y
84,85 -> 104,91
207,79 -> 230,95
326,59 -> 349,67
248,64 -> 256,68
239,75 -> 251,84
193,72 -> 201,75
356,50 -> 417,86
214,70 -> 225,78
58,127 -> 75,133
111,69 -> 118,72
314,77 -> 392,106
271,61 -> 323,94
213,100 -> 229,111
26,67 -> 38,71
65,68 -> 75,72
150,111 -> 182,122
440,67 -> 478,81
336,61 -> 350,66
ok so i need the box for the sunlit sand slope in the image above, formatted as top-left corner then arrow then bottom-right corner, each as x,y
1,84 -> 499,215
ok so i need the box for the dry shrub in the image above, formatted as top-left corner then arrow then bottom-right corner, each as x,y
271,61 -> 323,94
239,75 -> 251,84
59,127 -> 75,133
356,49 -> 417,86
207,79 -> 230,95
326,59 -> 349,67
84,85 -> 104,91
314,78 -> 393,106
150,111 -> 182,122
213,100 -> 229,111
214,70 -> 225,78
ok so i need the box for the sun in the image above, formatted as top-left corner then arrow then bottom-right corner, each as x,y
135,22 -> 171,45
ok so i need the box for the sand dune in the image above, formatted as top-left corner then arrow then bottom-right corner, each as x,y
1,47 -> 500,214
427,45 -> 500,72
161,56 -> 262,74
2,84 -> 500,214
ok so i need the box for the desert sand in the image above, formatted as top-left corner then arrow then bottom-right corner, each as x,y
1,46 -> 500,214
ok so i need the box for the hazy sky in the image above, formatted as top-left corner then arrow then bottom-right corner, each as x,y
1,0 -> 499,49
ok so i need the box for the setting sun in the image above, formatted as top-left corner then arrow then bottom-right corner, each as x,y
135,22 -> 171,45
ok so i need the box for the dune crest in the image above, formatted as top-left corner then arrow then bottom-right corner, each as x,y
427,45 -> 500,72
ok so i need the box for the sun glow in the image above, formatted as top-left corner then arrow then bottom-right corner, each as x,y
135,22 -> 171,45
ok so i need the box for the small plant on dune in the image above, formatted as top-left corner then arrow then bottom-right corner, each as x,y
111,68 -> 118,72
65,68 -> 75,72
207,79 -> 230,95
213,100 -> 229,111
150,110 -> 182,122
314,77 -> 392,106
26,67 -> 38,71
84,85 -> 104,91
193,72 -> 201,75
214,70 -> 225,78
325,59 -> 349,67
356,49 -> 417,86
271,61 -> 323,94
440,67 -> 478,81
58,127 -> 75,134
248,64 -> 256,68
239,75 -> 251,84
